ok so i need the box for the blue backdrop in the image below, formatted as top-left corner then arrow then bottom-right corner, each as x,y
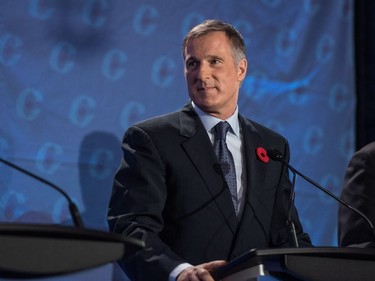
1,0 -> 355,280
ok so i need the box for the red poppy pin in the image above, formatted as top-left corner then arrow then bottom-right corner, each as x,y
256,147 -> 269,163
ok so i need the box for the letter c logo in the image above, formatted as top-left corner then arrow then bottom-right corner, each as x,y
102,49 -> 127,81
36,142 -> 63,175
133,4 -> 159,36
0,33 -> 23,66
50,42 -> 76,74
16,88 -> 43,120
69,95 -> 96,127
83,0 -> 109,28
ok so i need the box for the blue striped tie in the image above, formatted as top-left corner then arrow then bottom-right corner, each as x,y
213,121 -> 238,215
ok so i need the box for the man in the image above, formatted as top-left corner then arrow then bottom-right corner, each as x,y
108,19 -> 311,281
338,141 -> 375,248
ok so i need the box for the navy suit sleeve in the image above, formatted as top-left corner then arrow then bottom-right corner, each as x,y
108,125 -> 184,281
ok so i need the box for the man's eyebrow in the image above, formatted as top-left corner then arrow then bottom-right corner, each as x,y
185,57 -> 199,64
186,54 -> 223,60
185,56 -> 197,60
209,55 -> 222,59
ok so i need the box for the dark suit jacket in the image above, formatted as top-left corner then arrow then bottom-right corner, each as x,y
338,141 -> 375,247
108,103 -> 311,281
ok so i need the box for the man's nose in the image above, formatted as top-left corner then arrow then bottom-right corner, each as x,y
196,63 -> 211,81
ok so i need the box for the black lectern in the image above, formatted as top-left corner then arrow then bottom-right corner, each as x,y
213,247 -> 375,281
0,223 -> 144,278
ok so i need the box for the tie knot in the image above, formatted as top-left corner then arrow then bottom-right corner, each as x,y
214,121 -> 230,141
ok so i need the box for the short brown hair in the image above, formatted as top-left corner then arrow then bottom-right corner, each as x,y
182,19 -> 246,64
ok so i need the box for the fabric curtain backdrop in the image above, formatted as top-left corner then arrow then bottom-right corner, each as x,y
0,1 -> 355,280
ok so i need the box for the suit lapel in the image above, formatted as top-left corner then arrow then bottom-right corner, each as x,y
179,104 -> 238,234
236,116 -> 269,236
240,116 -> 267,211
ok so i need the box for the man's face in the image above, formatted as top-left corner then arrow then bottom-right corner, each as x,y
184,31 -> 247,120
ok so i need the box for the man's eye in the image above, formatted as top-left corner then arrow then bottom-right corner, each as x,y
186,61 -> 197,68
210,59 -> 220,64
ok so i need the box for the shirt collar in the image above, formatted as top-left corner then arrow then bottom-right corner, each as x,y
191,101 -> 240,137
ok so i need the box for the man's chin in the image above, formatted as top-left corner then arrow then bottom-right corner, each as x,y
193,102 -> 218,115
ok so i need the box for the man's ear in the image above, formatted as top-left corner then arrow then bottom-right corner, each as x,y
237,59 -> 247,81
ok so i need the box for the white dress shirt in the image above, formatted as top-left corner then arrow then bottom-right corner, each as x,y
169,102 -> 246,281
192,102 -> 245,215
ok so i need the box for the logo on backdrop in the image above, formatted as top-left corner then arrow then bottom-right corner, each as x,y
50,42 -> 76,74
102,49 -> 127,81
36,142 -> 63,175
120,101 -> 146,130
133,4 -> 159,36
151,56 -> 176,87
69,95 -> 96,127
16,88 -> 43,121
303,126 -> 324,155
0,33 -> 23,66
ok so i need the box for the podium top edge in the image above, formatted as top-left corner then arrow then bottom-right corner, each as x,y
253,247 -> 375,258
0,222 -> 145,248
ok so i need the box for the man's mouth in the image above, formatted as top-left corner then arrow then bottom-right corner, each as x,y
198,86 -> 215,91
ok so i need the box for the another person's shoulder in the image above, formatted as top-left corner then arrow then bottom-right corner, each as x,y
358,141 -> 375,156
350,141 -> 375,165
